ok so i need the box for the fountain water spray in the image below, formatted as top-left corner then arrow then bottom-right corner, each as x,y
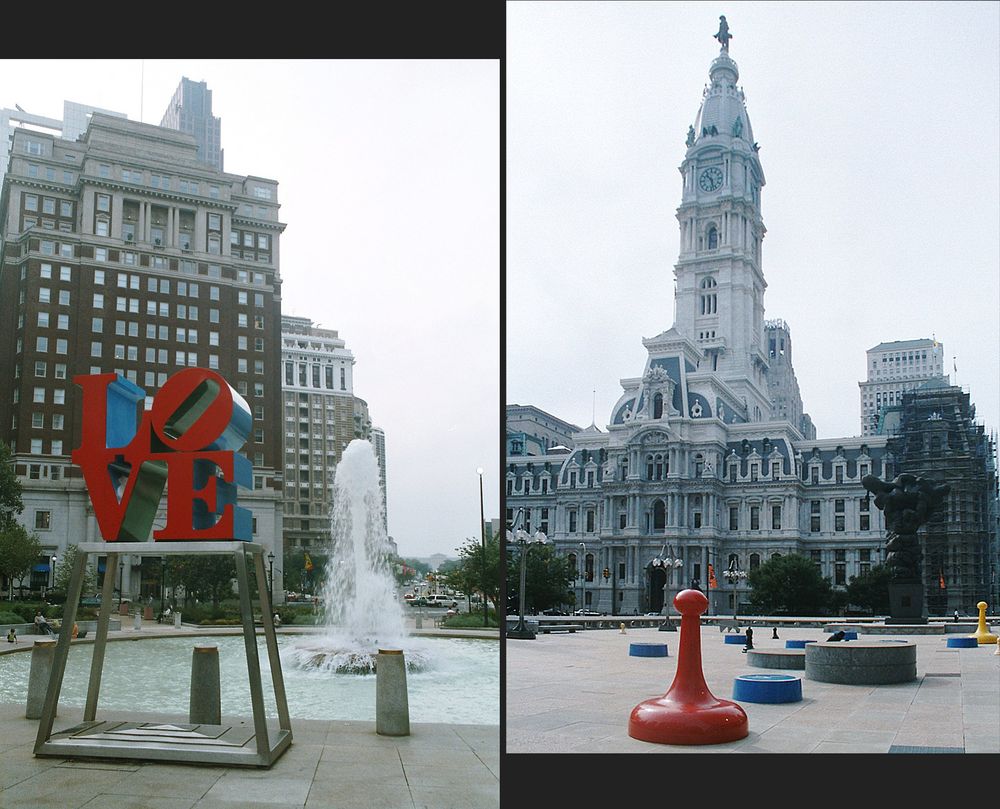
282,439 -> 431,674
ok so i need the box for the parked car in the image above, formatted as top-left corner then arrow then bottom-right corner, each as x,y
541,608 -> 567,616
425,595 -> 455,608
408,597 -> 428,608
573,609 -> 602,616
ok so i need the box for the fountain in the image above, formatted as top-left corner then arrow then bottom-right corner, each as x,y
281,439 -> 432,674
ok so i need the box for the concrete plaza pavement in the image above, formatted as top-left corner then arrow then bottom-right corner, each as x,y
0,616 -> 499,809
505,622 -> 1000,754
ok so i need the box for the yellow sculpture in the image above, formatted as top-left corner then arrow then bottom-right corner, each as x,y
973,601 -> 998,645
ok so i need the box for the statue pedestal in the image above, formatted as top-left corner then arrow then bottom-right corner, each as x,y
886,579 -> 927,625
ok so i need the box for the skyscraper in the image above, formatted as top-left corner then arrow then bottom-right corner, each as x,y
160,78 -> 224,171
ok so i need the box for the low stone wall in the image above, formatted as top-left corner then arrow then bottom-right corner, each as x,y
805,641 -> 917,684
746,648 -> 805,670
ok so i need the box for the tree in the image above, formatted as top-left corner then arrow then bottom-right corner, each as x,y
0,523 -> 41,599
747,553 -> 837,616
0,441 -> 24,533
505,543 -> 575,614
53,544 -> 98,599
168,555 -> 237,606
845,563 -> 892,616
451,526 -> 501,617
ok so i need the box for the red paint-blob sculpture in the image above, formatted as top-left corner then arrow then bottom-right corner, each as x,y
628,588 -> 748,745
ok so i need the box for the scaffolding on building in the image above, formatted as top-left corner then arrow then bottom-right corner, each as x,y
885,383 -> 999,614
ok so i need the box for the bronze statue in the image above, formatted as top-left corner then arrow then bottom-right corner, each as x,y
862,473 -> 950,580
715,15 -> 732,51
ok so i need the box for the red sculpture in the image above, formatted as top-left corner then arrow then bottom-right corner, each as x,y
72,368 -> 252,542
628,588 -> 748,744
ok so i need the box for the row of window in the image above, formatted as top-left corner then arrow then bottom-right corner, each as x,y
284,362 -> 348,391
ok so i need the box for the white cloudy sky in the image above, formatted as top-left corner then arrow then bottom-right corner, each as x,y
507,2 -> 1000,446
2,58 -> 499,560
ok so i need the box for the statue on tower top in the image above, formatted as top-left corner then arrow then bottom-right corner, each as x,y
714,15 -> 732,51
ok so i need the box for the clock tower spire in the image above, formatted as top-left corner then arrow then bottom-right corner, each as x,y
672,19 -> 770,422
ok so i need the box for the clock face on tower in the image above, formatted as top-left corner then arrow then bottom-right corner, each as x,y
699,166 -> 724,192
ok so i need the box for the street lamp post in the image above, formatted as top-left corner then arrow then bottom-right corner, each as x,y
578,542 -> 587,614
723,556 -> 748,622
159,557 -> 166,619
267,552 -> 275,606
118,559 -> 124,609
651,545 -> 683,631
477,467 -> 488,628
50,555 -> 57,592
506,527 -> 548,639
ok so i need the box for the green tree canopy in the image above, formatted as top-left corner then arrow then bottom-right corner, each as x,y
53,544 -> 98,598
168,555 -> 237,606
0,523 -> 41,599
505,543 -> 575,615
450,525 -> 500,615
747,553 -> 837,616
845,563 -> 891,615
0,441 -> 24,533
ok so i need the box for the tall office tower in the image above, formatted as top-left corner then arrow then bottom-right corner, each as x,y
1,102 -> 127,190
280,316 -> 377,550
859,338 -> 947,436
160,78 -> 224,171
764,319 -> 815,439
880,382 -> 998,612
0,113 -> 285,600
370,426 -> 388,528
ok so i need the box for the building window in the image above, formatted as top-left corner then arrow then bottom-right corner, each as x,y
729,506 -> 738,531
699,276 -> 718,315
810,500 -> 820,533
834,499 -> 845,532
568,511 -> 577,533
586,509 -> 595,532
772,504 -> 781,529
35,510 -> 52,530
750,505 -> 760,530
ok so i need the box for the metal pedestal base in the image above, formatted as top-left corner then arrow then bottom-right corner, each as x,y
33,542 -> 292,768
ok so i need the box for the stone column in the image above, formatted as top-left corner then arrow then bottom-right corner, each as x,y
26,639 -> 57,719
189,644 -> 221,725
376,649 -> 410,736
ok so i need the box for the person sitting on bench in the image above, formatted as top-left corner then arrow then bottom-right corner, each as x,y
826,630 -> 846,642
34,611 -> 54,635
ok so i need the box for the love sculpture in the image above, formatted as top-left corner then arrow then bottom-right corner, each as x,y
34,368 -> 292,768
73,368 -> 253,543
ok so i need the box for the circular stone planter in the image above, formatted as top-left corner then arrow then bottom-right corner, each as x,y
732,674 -> 802,704
785,639 -> 817,649
805,641 -> 916,684
746,648 -> 805,670
945,637 -> 978,648
724,635 -> 747,645
629,642 -> 669,657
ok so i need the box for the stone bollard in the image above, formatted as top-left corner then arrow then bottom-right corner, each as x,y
133,611 -> 142,631
26,639 -> 58,719
414,614 -> 422,629
174,612 -> 182,629
376,649 -> 410,736
189,644 -> 221,725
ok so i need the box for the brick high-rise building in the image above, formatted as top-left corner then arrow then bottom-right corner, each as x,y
0,112 -> 285,601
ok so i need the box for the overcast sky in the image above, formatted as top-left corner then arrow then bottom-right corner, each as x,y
2,58 -> 499,560
507,2 -> 1000,449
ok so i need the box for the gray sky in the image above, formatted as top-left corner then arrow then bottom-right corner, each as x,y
507,2 -> 1000,447
3,59 -> 499,560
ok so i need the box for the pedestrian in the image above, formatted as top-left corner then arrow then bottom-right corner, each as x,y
743,627 -> 754,652
6,627 -> 16,644
772,626 -> 779,639
953,609 -> 959,623
34,611 -> 53,635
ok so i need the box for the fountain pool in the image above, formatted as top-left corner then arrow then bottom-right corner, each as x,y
0,634 -> 499,725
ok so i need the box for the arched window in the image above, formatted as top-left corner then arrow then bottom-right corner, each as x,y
653,500 -> 666,531
653,392 -> 663,419
707,225 -> 718,250
654,453 -> 664,480
749,553 -> 760,570
646,454 -> 654,480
